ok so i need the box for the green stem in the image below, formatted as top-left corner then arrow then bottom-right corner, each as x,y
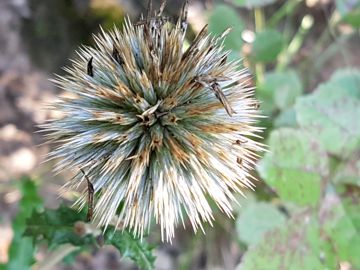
276,14 -> 314,71
254,7 -> 265,85
267,0 -> 302,28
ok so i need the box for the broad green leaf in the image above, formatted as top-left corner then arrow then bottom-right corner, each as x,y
259,70 -> 303,111
236,202 -> 286,246
331,69 -> 360,96
250,30 -> 284,63
320,192 -> 360,268
237,211 -> 337,270
5,178 -> 42,270
274,107 -> 297,127
295,69 -> 360,158
24,205 -> 155,269
234,0 -> 278,8
208,5 -> 244,50
257,128 -> 329,206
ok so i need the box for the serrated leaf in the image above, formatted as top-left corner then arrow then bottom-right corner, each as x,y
24,205 -> 155,269
5,178 -> 43,270
234,0 -> 278,8
208,5 -> 244,50
24,205 -> 94,248
104,230 -> 155,270
236,202 -> 286,246
237,211 -> 337,270
250,30 -> 284,63
257,128 -> 329,206
295,69 -> 360,158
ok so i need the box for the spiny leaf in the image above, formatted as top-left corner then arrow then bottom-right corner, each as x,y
104,229 -> 156,270
24,205 -> 155,269
24,204 -> 94,248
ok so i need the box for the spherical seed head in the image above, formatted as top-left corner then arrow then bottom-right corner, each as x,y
44,1 -> 264,241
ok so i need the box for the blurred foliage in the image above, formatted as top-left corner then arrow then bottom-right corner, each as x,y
1,179 -> 42,270
4,0 -> 360,269
21,0 -> 124,73
208,1 -> 360,269
2,181 -> 154,269
25,205 -> 155,269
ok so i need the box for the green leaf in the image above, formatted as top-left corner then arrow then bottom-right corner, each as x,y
236,202 -> 286,246
259,70 -> 303,111
257,128 -> 329,206
342,9 -> 360,27
24,204 -> 94,248
274,107 -> 297,127
5,178 -> 43,270
250,30 -> 284,63
234,0 -> 278,8
295,69 -> 360,158
320,192 -> 360,268
104,230 -> 156,270
237,211 -> 337,270
24,205 -> 155,269
208,5 -> 244,50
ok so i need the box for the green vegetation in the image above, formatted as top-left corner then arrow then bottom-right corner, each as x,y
2,0 -> 359,269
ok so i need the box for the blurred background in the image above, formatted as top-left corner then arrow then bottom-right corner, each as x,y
0,0 -> 359,269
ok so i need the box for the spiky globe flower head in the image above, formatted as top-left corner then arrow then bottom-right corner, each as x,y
44,0 -> 264,241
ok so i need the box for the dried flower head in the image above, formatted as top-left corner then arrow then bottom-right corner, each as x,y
44,0 -> 264,241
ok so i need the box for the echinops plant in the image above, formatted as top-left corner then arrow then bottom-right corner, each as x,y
44,0 -> 264,242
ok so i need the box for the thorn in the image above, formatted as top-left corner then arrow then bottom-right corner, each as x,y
220,27 -> 232,39
87,57 -> 94,77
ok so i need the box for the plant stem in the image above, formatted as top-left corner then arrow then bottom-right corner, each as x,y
276,14 -> 314,71
268,0 -> 302,28
254,7 -> 265,85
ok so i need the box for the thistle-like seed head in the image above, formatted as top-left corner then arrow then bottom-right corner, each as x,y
44,1 -> 264,241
